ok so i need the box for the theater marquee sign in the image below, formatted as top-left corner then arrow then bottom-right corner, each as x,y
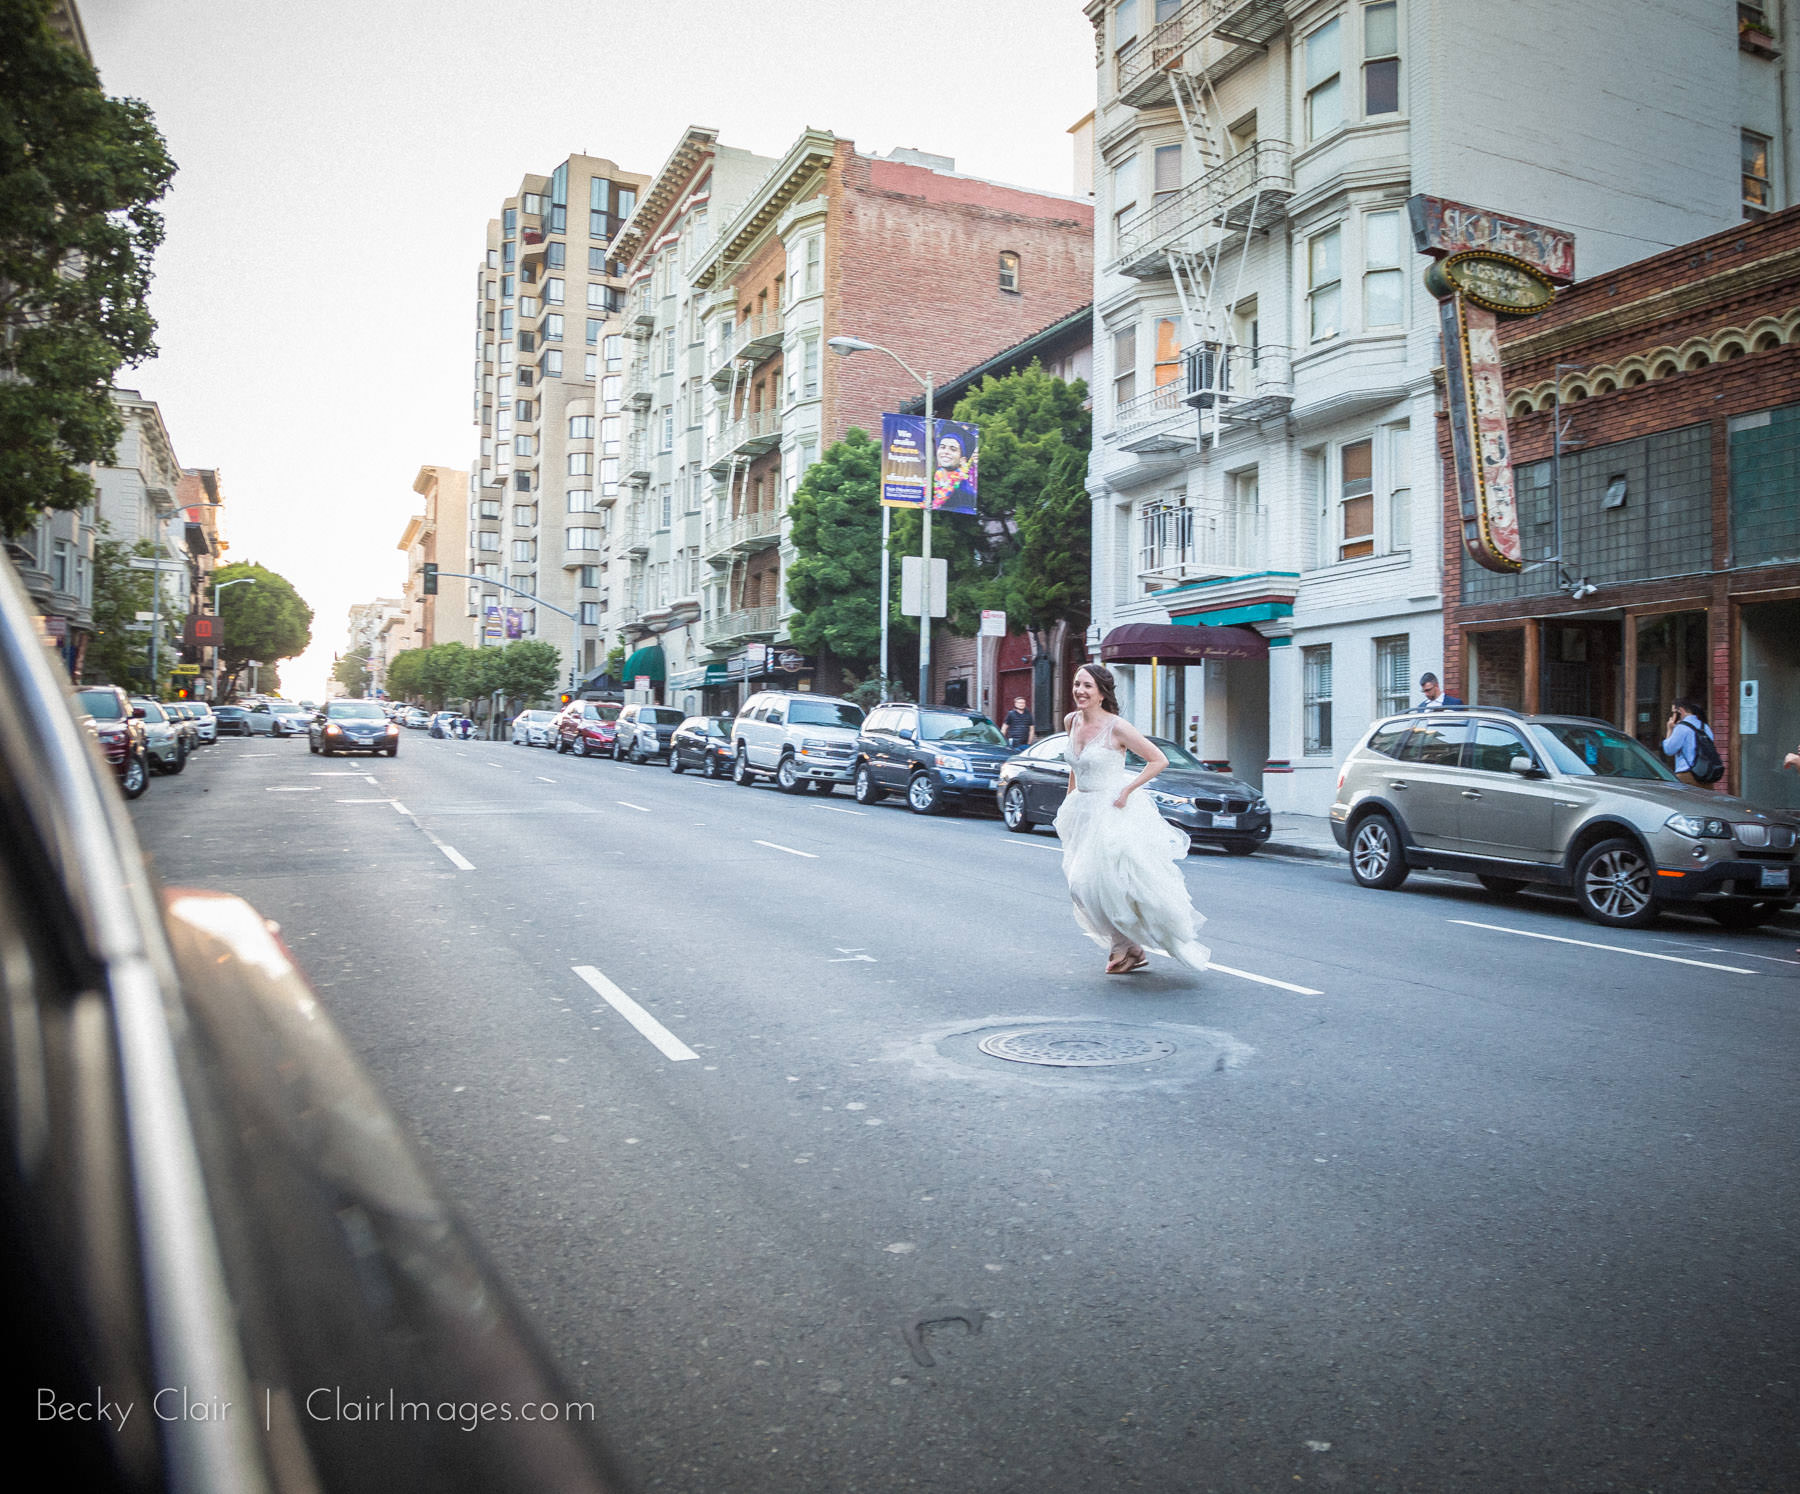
1410,195 -> 1574,574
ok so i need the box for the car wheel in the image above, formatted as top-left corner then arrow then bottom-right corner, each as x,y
165,746 -> 187,776
573,735 -> 588,758
776,754 -> 805,794
669,749 -> 684,773
733,748 -> 755,786
121,750 -> 149,799
1573,837 -> 1659,928
309,738 -> 320,754
704,754 -> 722,779
1219,840 -> 1258,857
1349,812 -> 1409,890
630,740 -> 646,764
1001,784 -> 1033,832
1477,874 -> 1528,897
854,765 -> 885,805
907,772 -> 943,815
1705,900 -> 1779,931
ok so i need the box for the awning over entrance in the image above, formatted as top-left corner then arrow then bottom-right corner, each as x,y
621,644 -> 666,683
1100,622 -> 1268,664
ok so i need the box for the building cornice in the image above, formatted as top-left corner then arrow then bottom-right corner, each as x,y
611,126 -> 720,266
691,130 -> 839,292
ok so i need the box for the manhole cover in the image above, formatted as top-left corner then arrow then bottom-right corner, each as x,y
976,1025 -> 1177,1068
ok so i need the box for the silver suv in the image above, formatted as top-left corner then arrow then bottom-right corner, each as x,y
1330,707 -> 1798,929
731,691 -> 865,793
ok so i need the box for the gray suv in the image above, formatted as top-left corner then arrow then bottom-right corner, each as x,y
1330,707 -> 1798,929
731,690 -> 865,792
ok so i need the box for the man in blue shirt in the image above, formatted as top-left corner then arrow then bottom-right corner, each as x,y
1662,699 -> 1715,787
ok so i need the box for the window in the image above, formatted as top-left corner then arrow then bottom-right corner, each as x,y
513,504 -> 536,526
1308,226 -> 1341,341
590,210 -> 608,239
602,374 -> 621,411
803,235 -> 822,296
661,326 -> 676,373
477,531 -> 501,551
1113,324 -> 1138,410
515,398 -> 532,420
499,342 -> 514,368
1152,144 -> 1181,204
579,602 -> 601,625
584,353 -> 597,380
1112,156 -> 1138,252
568,452 -> 594,475
998,250 -> 1020,293
1306,17 -> 1343,140
51,539 -> 71,592
1363,210 -> 1404,327
542,349 -> 562,378
660,405 -> 674,451
616,187 -> 636,219
586,317 -> 601,345
1375,636 -> 1411,717
604,334 -> 622,371
1744,130 -> 1773,218
514,434 -> 534,457
566,527 -> 602,551
479,498 -> 502,520
588,283 -> 607,309
1397,719 -> 1467,766
569,415 -> 595,438
1469,721 -> 1530,774
517,329 -> 535,354
502,241 -> 515,269
544,313 -> 563,341
599,458 -> 619,494
512,470 -> 533,492
1339,438 -> 1375,559
1302,646 -> 1333,756
1114,0 -> 1137,50
1154,317 -> 1181,387
579,565 -> 600,588
1385,423 -> 1412,551
501,274 -> 513,300
1363,2 -> 1400,115
802,336 -> 820,399
545,277 -> 564,304
546,240 -> 565,269
511,540 -> 536,564
659,485 -> 673,529
521,193 -> 542,216
567,489 -> 598,512
600,416 -> 621,453
589,247 -> 606,273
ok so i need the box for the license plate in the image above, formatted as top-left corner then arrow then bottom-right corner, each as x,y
1759,866 -> 1790,889
1211,813 -> 1238,829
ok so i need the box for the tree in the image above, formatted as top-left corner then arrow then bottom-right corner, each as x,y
0,0 -> 176,537
214,562 -> 313,698
494,640 -> 561,710
85,528 -> 169,691
785,428 -> 893,674
332,648 -> 370,696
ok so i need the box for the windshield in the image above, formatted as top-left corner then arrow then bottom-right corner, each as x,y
328,701 -> 386,719
1530,722 -> 1679,782
522,711 -> 553,722
76,688 -> 123,720
137,701 -> 167,723
647,708 -> 684,724
920,710 -> 1006,745
1124,734 -> 1205,772
789,700 -> 863,729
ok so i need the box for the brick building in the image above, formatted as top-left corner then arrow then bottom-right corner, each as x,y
682,130 -> 1094,708
1445,204 -> 1800,813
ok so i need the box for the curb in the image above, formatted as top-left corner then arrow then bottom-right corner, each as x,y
1259,841 -> 1347,865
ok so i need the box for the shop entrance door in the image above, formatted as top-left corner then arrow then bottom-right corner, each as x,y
1542,620 -> 1622,724
1739,600 -> 1800,811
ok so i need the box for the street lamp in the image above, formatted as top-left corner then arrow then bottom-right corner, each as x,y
828,335 -> 935,706
211,575 -> 253,702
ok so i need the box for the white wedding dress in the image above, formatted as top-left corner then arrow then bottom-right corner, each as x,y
1052,714 -> 1211,970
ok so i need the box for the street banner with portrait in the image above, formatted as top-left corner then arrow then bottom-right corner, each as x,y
880,413 -> 979,515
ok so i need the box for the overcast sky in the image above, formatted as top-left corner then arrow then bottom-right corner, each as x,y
80,0 -> 1095,698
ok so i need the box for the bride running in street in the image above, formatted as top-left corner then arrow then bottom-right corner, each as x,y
1053,663 -> 1211,975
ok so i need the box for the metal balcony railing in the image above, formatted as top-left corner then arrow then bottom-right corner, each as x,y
1184,342 -> 1294,422
1113,379 -> 1188,435
701,508 -> 783,561
1112,140 -> 1293,273
705,407 -> 782,470
701,605 -> 779,645
706,309 -> 783,386
1114,0 -> 1219,106
1138,500 -> 1269,582
624,431 -> 652,483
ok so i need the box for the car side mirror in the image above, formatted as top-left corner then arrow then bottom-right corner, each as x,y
1509,755 -> 1541,777
898,728 -> 915,741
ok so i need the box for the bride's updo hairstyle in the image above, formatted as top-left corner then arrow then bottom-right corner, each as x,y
1076,663 -> 1121,715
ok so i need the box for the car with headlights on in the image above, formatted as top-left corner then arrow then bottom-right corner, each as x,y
853,704 -> 1016,815
73,683 -> 150,798
1330,708 -> 1799,929
669,714 -> 734,777
310,698 -> 400,756
511,708 -> 557,747
996,731 -> 1271,854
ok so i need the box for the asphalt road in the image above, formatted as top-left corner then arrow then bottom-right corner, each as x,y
133,731 -> 1800,1493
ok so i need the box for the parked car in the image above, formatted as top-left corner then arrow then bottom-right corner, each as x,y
853,704 -> 1016,815
132,698 -> 187,776
617,703 -> 686,762
183,699 -> 219,743
997,731 -> 1272,853
1331,707 -> 1800,929
161,701 -> 201,755
429,711 -> 458,739
73,683 -> 150,798
731,691 -> 864,792
669,715 -> 735,777
403,706 -> 430,729
310,698 -> 401,756
213,704 -> 272,737
553,699 -> 621,757
511,708 -> 557,747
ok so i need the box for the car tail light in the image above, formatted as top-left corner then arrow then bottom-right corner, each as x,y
1336,761 -> 1349,793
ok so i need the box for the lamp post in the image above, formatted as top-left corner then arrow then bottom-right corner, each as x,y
211,575 -> 253,701
828,336 -> 935,706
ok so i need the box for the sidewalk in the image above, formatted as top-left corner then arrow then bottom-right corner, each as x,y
1261,812 -> 1346,864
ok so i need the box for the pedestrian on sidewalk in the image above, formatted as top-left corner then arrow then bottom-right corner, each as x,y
1002,695 -> 1035,749
1413,673 -> 1463,711
1662,699 -> 1722,787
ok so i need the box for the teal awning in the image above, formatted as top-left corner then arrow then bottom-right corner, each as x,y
622,644 -> 666,683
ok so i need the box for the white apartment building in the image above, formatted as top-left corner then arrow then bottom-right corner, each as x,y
1085,0 -> 1794,813
607,128 -> 779,710
469,154 -> 650,684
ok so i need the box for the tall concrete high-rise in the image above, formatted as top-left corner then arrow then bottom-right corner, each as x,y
1083,0 -> 1796,813
469,154 -> 650,684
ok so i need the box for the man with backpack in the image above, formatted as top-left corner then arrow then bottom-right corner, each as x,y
1662,698 -> 1724,787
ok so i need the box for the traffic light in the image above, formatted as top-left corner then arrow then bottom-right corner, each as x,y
558,691 -> 573,706
422,562 -> 439,595
175,686 -> 190,699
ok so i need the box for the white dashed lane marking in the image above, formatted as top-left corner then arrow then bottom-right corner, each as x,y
755,840 -> 818,859
618,801 -> 650,813
573,966 -> 698,1062
1450,919 -> 1757,974
439,845 -> 476,872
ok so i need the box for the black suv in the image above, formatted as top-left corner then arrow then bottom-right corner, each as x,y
853,704 -> 1017,814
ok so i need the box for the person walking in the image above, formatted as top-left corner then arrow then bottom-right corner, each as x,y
1414,673 -> 1463,711
1662,699 -> 1720,787
1052,663 -> 1210,976
1001,695 -> 1035,749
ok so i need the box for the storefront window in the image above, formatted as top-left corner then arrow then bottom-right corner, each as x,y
1468,628 -> 1524,711
1739,599 -> 1800,810
1632,612 -> 1708,753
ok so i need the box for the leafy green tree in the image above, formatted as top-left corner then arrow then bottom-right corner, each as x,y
385,646 -> 423,702
415,642 -> 471,710
495,639 -> 561,709
215,562 -> 313,698
0,0 -> 176,537
85,529 -> 160,689
785,428 -> 895,673
332,647 -> 371,696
